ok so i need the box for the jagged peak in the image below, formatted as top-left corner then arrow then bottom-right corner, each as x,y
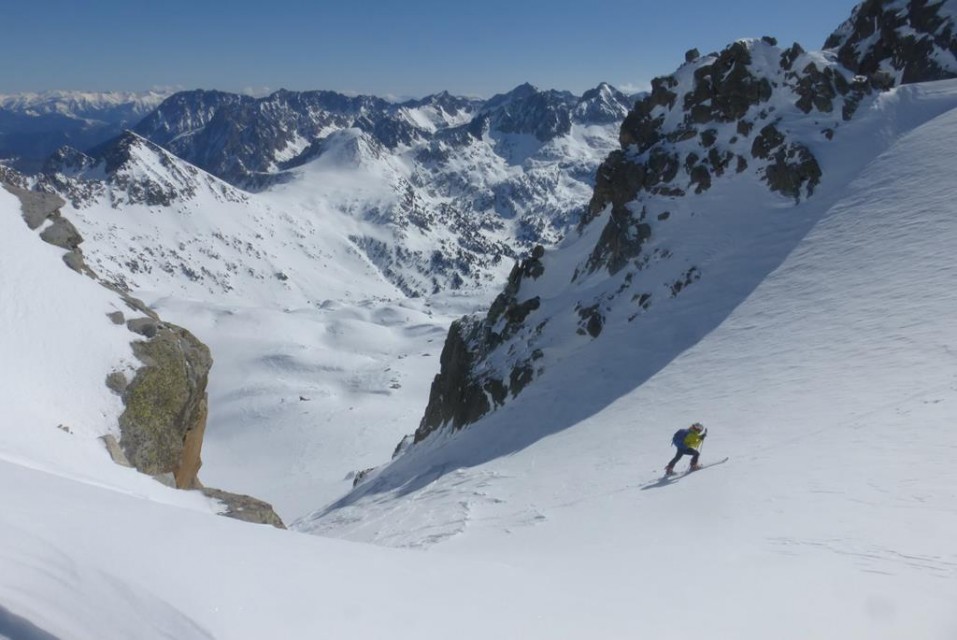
482,82 -> 545,110
87,130 -> 172,174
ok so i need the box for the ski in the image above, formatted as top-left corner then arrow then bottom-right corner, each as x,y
683,456 -> 729,474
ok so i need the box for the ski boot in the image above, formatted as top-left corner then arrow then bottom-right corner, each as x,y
664,466 -> 676,476
689,463 -> 702,472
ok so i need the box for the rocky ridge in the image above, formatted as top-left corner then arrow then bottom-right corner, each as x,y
408,0 -> 957,447
1,174 -> 284,528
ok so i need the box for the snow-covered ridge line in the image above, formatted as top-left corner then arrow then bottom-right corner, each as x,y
131,82 -> 634,189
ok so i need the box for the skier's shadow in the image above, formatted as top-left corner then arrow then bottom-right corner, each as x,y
639,475 -> 678,490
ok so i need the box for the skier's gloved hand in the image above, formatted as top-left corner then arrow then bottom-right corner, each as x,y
701,429 -> 708,439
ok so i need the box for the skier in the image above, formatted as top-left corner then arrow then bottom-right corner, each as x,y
665,422 -> 707,475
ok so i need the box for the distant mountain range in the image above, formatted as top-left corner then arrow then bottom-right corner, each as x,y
0,90 -> 170,173
23,82 -> 636,297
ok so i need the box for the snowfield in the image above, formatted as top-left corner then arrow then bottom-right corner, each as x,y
2,55 -> 957,640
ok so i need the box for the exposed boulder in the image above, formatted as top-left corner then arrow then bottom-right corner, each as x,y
576,304 -> 605,337
619,76 -> 676,151
2,183 -> 90,274
201,488 -> 286,529
682,41 -> 773,125
100,434 -> 132,467
763,143 -> 822,202
751,124 -> 787,160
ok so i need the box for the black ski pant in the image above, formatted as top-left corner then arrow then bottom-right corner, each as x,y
667,446 -> 700,469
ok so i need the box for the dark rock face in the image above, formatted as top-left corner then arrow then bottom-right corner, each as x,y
415,318 -> 492,442
764,143 -> 822,201
485,85 -> 577,141
682,42 -> 773,124
133,90 -> 249,148
416,247 -> 547,441
825,0 -> 957,84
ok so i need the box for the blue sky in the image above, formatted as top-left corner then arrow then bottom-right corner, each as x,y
0,0 -> 860,97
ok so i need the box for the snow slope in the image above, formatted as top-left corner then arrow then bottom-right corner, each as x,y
4,79 -> 956,640
299,82 -> 957,638
0,186 -> 627,640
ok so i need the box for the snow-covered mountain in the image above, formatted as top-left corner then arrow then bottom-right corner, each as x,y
0,90 -> 169,173
132,88 -> 481,187
398,3 -> 957,444
294,1 -> 957,635
301,91 -> 957,636
28,126 -> 459,516
4,0 -> 957,637
38,82 -> 632,300
825,0 -> 957,83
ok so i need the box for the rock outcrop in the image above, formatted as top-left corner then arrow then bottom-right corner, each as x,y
201,488 -> 286,529
825,0 -> 957,84
118,318 -> 212,488
416,247 -> 547,442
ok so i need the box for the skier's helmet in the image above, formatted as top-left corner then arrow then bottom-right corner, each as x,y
690,422 -> 704,432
